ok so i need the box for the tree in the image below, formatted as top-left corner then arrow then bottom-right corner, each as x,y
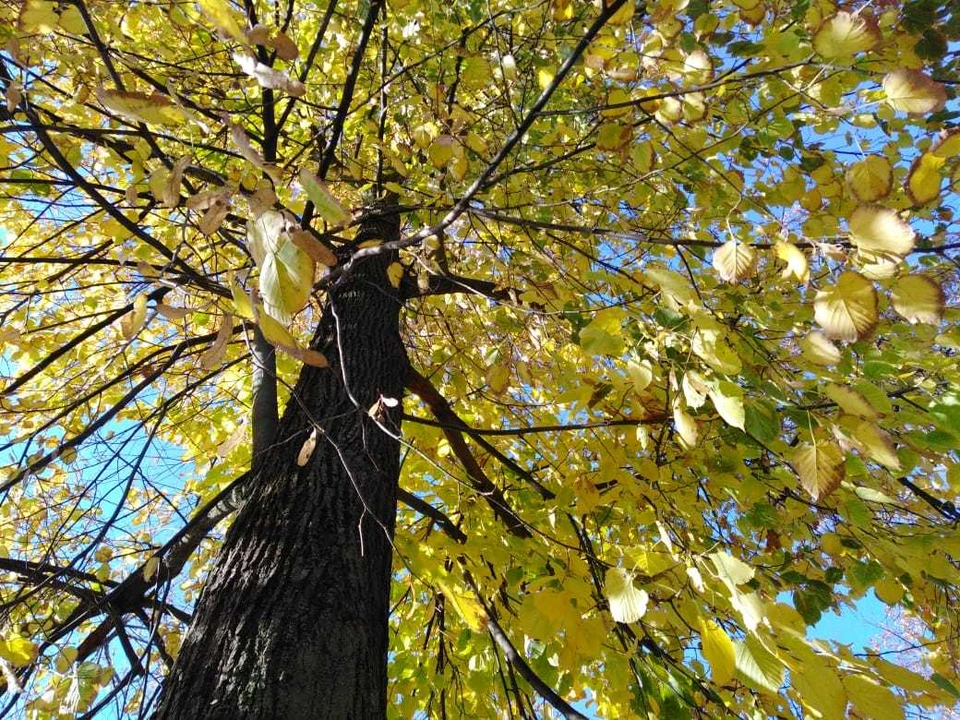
0,0 -> 959,716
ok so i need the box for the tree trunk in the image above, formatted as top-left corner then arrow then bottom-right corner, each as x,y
155,209 -> 406,719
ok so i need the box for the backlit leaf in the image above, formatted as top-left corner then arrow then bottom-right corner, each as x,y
792,440 -> 844,500
812,12 -> 881,61
709,380 -> 745,430
848,205 -> 915,257
197,0 -> 248,44
774,241 -> 809,284
853,421 -> 900,470
300,170 -> 351,227
604,568 -> 649,624
844,674 -> 905,720
96,88 -> 185,126
906,153 -> 945,206
0,635 -> 38,668
891,275 -> 945,325
800,331 -> 842,366
813,271 -> 878,342
846,156 -> 892,203
712,239 -> 757,282
883,70 -> 947,116
700,619 -> 736,686
734,636 -> 785,694
120,295 -> 148,340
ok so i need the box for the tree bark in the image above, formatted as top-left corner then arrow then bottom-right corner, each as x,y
155,208 -> 406,719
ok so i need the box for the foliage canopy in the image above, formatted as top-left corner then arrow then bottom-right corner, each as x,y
1,0 -> 959,716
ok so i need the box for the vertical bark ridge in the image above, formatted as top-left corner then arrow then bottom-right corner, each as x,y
155,207 -> 405,719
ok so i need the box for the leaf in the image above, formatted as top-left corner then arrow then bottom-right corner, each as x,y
813,271 -> 878,342
734,636 -> 785,694
699,619 -> 736,686
161,155 -> 190,208
297,427 -> 318,466
247,211 -> 314,322
824,383 -> 878,419
200,314 -> 233,369
906,152 -> 945,206
792,440 -> 844,500
230,279 -> 255,320
300,170 -> 351,227
256,308 -> 296,347
673,399 -> 699,448
17,0 -> 57,35
387,262 -> 404,289
882,70 -> 947,116
626,359 -> 653,391
290,229 -> 337,267
228,121 -> 281,182
853,421 -> 900,470
233,51 -> 306,95
96,88 -> 185,126
709,380 -> 745,430
271,31 -> 299,61
774,241 -> 809,284
120,294 -> 148,340
197,0 -> 248,44
812,11 -> 881,61
142,556 -> 160,582
712,239 -> 757,282
604,568 -> 649,624
800,331 -> 842,366
843,674 -> 905,720
0,635 -> 38,668
891,275 -> 945,325
437,581 -> 487,633
57,6 -> 86,34
486,365 -> 510,394
848,205 -> 915,257
791,660 -> 847,719
709,551 -> 754,586
846,156 -> 892,202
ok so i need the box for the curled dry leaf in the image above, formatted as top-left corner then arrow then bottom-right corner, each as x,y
271,32 -> 299,61
297,427 -> 318,466
290,229 -> 338,267
233,51 -> 306,96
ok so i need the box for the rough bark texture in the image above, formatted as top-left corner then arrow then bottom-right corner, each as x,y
155,209 -> 405,719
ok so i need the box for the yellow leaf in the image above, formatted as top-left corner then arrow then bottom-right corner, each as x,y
846,156 -> 892,203
96,88 -> 185,126
120,294 -> 148,340
230,280 -> 255,320
709,551 -> 755,586
791,660 -> 847,719
708,381 -> 745,430
257,308 -> 296,348
853,421 -> 900,470
248,211 -> 314,322
734,636 -> 785,694
774,241 -> 809,284
607,2 -> 634,25
143,556 -> 160,582
792,440 -> 844,500
931,129 -> 960,159
197,0 -> 248,44
300,171 -> 351,227
813,271 -> 878,342
0,635 -> 38,668
849,205 -> 915,257
906,152 -> 945,206
57,6 -> 87,34
844,674 -> 905,720
874,576 -> 904,605
428,135 -> 456,168
626,359 -> 653,391
712,239 -> 757,282
800,331 -> 842,366
486,364 -> 510,394
386,262 -> 404,289
891,275 -> 945,325
17,0 -> 58,35
824,384 -> 878,419
437,581 -> 487,632
699,619 -> 736,686
883,70 -> 947,116
673,399 -> 699,448
812,11 -> 881,61
604,568 -> 649,624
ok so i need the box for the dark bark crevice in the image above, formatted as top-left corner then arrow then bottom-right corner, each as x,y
155,207 -> 405,719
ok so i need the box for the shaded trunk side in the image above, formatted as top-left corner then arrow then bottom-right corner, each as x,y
155,210 -> 405,719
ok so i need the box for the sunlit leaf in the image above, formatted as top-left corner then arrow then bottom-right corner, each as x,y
197,0 -> 248,44
774,241 -> 809,284
709,380 -> 745,430
734,636 -> 785,694
300,170 -> 351,227
120,294 -> 148,340
96,88 -> 186,126
844,674 -> 905,720
800,331 -> 842,366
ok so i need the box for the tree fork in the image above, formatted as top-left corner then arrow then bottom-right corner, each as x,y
154,206 -> 406,719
